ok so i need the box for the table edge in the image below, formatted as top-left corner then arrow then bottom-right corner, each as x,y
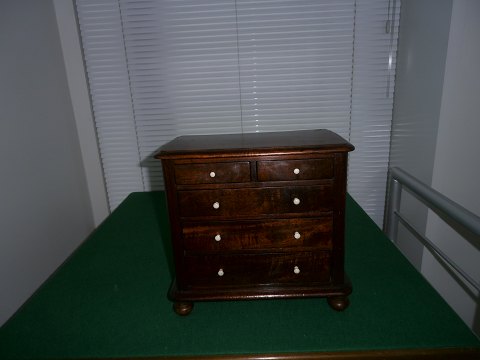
75,348 -> 480,360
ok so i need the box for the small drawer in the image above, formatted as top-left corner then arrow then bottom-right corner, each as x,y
257,158 -> 333,181
174,162 -> 250,185
182,252 -> 331,287
177,185 -> 333,218
182,217 -> 333,252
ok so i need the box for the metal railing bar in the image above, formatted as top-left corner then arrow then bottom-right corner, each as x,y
384,178 -> 402,243
390,167 -> 480,242
395,210 -> 480,293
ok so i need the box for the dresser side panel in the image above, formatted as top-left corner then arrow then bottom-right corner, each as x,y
331,152 -> 349,284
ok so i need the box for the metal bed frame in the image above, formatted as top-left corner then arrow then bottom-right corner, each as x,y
384,166 -> 480,292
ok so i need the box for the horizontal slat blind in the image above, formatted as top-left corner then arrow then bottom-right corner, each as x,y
76,0 -> 400,221
119,0 -> 243,190
348,0 -> 400,226
236,0 -> 354,138
76,0 -> 144,210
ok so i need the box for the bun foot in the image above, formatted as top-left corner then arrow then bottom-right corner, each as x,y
173,301 -> 194,316
327,296 -> 349,311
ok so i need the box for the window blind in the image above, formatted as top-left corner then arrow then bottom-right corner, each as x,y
235,0 -> 355,137
119,0 -> 244,190
349,0 -> 400,225
76,0 -> 400,226
76,0 -> 144,209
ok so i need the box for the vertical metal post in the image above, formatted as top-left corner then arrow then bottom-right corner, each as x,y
384,177 -> 402,243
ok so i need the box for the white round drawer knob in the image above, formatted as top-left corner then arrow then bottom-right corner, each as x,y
293,197 -> 301,205
210,171 -> 216,178
218,268 -> 224,277
293,168 -> 300,175
294,231 -> 301,239
213,201 -> 220,209
214,234 -> 221,242
294,266 -> 300,274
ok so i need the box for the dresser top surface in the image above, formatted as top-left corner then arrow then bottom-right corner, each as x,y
156,129 -> 354,159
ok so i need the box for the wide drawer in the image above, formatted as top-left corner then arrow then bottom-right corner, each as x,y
177,185 -> 333,218
182,217 -> 333,252
257,158 -> 333,181
182,252 -> 331,287
174,161 -> 250,185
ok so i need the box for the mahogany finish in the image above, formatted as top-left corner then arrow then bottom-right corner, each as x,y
182,218 -> 333,252
177,185 -> 334,218
155,129 -> 354,315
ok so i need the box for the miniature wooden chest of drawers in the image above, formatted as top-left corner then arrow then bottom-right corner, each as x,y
155,129 -> 354,315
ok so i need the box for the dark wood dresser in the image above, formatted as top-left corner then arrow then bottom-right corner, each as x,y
155,129 -> 354,315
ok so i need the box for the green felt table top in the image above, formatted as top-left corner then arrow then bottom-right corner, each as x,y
0,192 -> 479,359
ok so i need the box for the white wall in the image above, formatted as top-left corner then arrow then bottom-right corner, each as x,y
422,0 -> 480,334
53,0 -> 109,226
389,0 -> 452,269
0,0 -> 95,326
390,0 -> 479,335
